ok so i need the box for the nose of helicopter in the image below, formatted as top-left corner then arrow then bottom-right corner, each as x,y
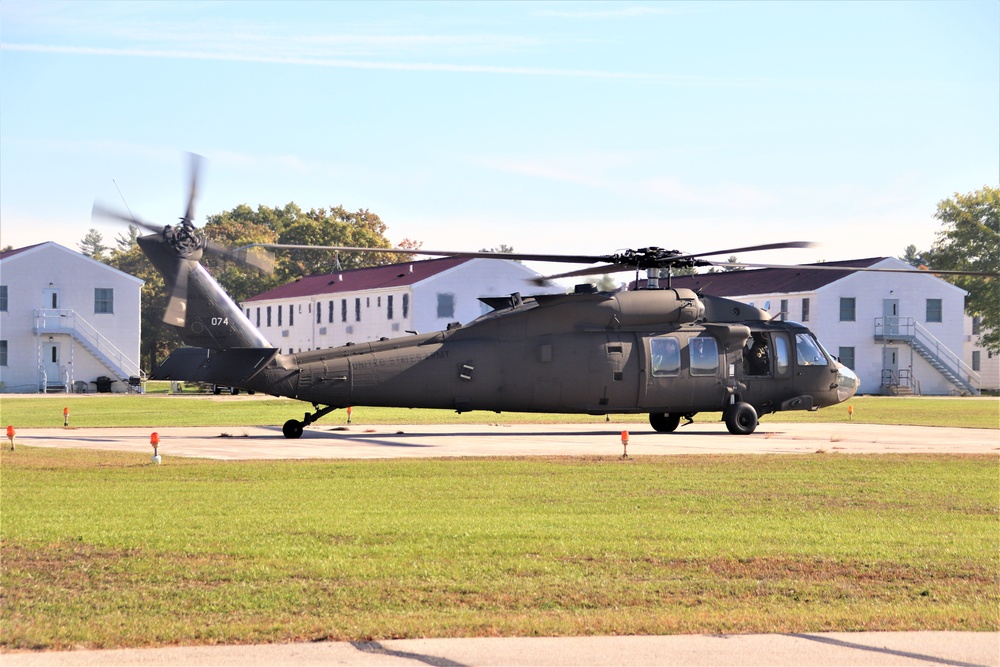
836,363 -> 860,403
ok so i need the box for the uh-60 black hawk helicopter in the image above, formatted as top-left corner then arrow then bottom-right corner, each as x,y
105,154 -> 986,439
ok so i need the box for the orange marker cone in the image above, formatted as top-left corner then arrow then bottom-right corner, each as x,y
621,430 -> 629,459
848,405 -> 854,421
346,406 -> 353,424
63,407 -> 70,427
150,432 -> 161,464
6,425 -> 14,451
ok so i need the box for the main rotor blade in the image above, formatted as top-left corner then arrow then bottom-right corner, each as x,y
91,202 -> 165,234
676,241 -> 817,262
713,261 -> 1000,277
531,264 -> 632,284
242,244 -> 614,265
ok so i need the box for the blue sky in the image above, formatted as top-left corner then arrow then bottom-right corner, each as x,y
1,1 -> 997,275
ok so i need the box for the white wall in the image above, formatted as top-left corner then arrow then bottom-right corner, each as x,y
243,259 -> 561,353
0,243 -> 143,392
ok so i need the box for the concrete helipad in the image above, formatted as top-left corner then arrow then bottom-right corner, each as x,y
10,421 -> 1000,459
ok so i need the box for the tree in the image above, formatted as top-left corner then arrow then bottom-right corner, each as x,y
78,228 -> 108,259
898,244 -> 930,268
924,186 -> 1000,353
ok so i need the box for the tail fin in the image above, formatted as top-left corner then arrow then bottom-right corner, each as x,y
138,234 -> 270,351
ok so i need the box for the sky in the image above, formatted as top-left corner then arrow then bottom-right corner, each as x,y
1,0 -> 997,280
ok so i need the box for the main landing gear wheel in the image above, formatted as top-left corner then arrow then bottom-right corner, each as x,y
649,412 -> 682,433
281,404 -> 338,439
724,402 -> 758,435
282,419 -> 304,439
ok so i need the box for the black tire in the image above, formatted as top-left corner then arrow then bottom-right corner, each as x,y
212,385 -> 221,395
649,412 -> 681,433
725,402 -> 758,435
282,419 -> 304,439
230,387 -> 240,395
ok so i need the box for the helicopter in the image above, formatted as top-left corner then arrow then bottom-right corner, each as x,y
92,156 -> 989,438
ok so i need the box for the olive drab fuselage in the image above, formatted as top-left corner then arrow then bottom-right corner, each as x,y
141,231 -> 860,436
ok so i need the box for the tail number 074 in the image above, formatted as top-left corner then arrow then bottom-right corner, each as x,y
211,317 -> 229,326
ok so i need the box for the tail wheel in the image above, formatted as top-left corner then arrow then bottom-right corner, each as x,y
649,412 -> 682,433
725,402 -> 758,435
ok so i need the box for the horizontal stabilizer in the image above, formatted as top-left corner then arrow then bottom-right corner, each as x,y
151,347 -> 279,386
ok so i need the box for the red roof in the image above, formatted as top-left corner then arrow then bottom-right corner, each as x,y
654,258 -> 887,296
0,242 -> 46,260
245,257 -> 473,302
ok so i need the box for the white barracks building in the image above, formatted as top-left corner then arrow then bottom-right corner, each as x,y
242,257 -> 560,354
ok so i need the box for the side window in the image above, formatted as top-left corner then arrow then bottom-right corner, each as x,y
0,285 -> 7,312
774,334 -> 791,377
650,336 -> 680,376
689,336 -> 719,376
795,333 -> 829,366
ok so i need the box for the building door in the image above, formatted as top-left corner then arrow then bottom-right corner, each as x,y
43,287 -> 60,309
882,346 -> 899,385
882,299 -> 899,336
42,342 -> 61,385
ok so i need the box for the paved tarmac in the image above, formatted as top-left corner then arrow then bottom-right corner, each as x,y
9,421 -> 1000,460
5,421 -> 998,666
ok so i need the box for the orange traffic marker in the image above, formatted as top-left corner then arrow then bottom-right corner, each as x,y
621,430 -> 629,459
6,425 -> 14,451
63,407 -> 70,427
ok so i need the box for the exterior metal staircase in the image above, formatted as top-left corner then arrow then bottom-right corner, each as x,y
33,309 -> 144,392
875,317 -> 980,396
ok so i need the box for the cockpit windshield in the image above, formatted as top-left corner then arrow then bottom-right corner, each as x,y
794,333 -> 829,366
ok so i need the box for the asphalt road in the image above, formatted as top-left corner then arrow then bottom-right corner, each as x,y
5,422 -> 998,666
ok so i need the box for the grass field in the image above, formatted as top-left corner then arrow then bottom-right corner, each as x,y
1,394 -> 998,429
1,448 -> 997,650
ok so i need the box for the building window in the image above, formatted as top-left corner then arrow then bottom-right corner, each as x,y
839,297 -> 856,322
341,300 -> 347,323
403,293 -> 410,319
289,304 -> 294,326
801,298 -> 810,322
838,346 -> 856,370
317,304 -> 322,324
0,340 -> 7,366
926,298 -> 942,323
267,306 -> 272,327
278,305 -> 282,326
355,298 -> 361,322
972,315 -> 982,335
779,299 -> 788,321
0,285 -> 8,312
387,295 -> 394,320
972,351 -> 981,372
328,300 -> 334,324
94,288 -> 114,314
437,293 -> 455,319
256,307 -> 261,327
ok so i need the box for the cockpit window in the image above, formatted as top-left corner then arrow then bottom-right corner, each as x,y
650,336 -> 680,376
690,336 -> 719,376
795,333 -> 829,366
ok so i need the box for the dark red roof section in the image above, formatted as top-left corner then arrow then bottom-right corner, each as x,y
245,256 -> 474,302
0,242 -> 46,260
654,258 -> 886,296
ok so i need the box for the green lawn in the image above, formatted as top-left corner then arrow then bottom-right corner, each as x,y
1,394 -> 997,429
2,449 -> 997,649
